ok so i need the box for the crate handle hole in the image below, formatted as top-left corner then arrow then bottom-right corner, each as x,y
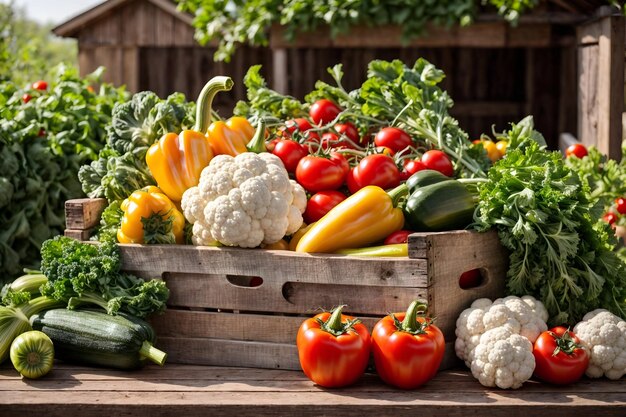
226,275 -> 264,288
459,268 -> 484,289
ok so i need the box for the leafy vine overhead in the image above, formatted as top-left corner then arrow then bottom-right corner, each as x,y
175,1 -> 622,62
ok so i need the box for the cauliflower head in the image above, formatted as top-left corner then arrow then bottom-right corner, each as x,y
455,295 -> 547,367
181,152 -> 306,248
470,327 -> 535,389
573,309 -> 626,380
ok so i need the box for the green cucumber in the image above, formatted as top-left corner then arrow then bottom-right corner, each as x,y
31,308 -> 166,370
405,169 -> 452,193
10,330 -> 54,379
403,180 -> 475,231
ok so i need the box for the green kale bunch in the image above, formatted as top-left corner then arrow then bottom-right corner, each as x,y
40,236 -> 169,318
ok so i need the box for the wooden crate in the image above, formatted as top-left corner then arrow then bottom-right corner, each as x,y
65,198 -> 508,371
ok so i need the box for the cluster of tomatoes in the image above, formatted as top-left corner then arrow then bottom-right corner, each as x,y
21,80 -> 48,104
267,99 -> 455,224
602,196 -> 626,227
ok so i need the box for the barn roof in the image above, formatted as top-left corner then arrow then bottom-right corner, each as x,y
53,0 -> 193,38
53,0 -> 616,39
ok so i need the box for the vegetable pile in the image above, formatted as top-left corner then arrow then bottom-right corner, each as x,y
0,66 -> 127,283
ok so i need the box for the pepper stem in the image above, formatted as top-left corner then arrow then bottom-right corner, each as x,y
387,183 -> 409,208
194,76 -> 234,133
317,305 -> 361,337
246,119 -> 267,153
393,300 -> 429,334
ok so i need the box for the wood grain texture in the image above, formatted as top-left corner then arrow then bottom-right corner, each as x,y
64,229 -> 93,241
269,23 -> 555,49
577,14 -> 625,158
64,198 -> 107,230
0,364 -> 623,417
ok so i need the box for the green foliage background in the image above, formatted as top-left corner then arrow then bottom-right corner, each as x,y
0,1 -> 78,85
176,0 -> 624,62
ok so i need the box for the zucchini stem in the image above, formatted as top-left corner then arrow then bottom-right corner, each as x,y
139,340 -> 167,366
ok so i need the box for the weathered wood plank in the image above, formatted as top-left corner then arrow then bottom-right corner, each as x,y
65,198 -> 107,230
64,229 -> 93,241
270,23 -> 555,49
0,365 -> 624,417
577,14 -> 625,159
120,244 -> 428,288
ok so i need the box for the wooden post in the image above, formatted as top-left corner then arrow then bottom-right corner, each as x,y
577,8 -> 625,159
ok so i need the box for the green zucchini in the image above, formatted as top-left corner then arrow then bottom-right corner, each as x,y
405,169 -> 452,193
10,330 -> 54,379
403,180 -> 475,231
30,308 -> 166,370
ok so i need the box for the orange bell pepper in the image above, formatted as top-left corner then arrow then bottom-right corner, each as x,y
117,186 -> 185,244
295,185 -> 405,253
146,76 -> 233,203
207,116 -> 255,156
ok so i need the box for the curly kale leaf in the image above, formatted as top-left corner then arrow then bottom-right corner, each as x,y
40,236 -> 169,318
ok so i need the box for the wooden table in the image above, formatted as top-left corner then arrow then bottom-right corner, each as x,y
1,363 -> 624,416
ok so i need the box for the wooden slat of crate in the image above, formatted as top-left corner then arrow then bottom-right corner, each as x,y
65,198 -> 107,230
119,244 -> 428,287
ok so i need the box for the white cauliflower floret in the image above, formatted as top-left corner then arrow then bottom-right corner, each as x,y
573,309 -> 626,380
181,152 -> 306,248
470,327 -> 535,389
455,296 -> 547,367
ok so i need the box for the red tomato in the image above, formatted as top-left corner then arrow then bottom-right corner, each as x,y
372,301 -> 445,389
334,122 -> 362,147
351,154 -> 400,191
304,190 -> 347,224
604,212 -> 618,225
285,118 -> 314,134
320,132 -> 338,150
565,143 -> 588,159
271,139 -> 308,173
296,154 -> 347,192
346,167 -> 360,195
459,269 -> 482,289
37,129 -> 46,137
22,93 -> 32,103
615,197 -> 626,215
533,326 -> 589,385
32,80 -> 48,90
309,99 -> 342,125
421,150 -> 454,177
296,306 -> 371,388
401,159 -> 427,180
384,230 -> 413,245
374,127 -> 412,154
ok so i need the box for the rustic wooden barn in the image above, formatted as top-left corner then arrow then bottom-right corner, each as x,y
52,0 -> 273,113
54,0 -> 625,154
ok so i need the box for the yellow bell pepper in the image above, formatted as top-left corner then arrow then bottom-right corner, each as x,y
146,76 -> 233,203
117,186 -> 185,244
295,185 -> 405,253
207,116 -> 255,156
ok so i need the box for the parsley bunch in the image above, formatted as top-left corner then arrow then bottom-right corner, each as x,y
473,120 -> 626,325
